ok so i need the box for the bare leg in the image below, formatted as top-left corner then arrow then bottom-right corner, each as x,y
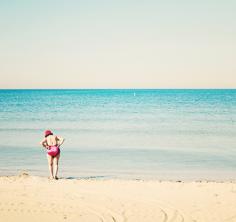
47,154 -> 54,179
53,153 -> 60,179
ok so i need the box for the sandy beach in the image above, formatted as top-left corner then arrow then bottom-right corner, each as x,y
0,174 -> 236,222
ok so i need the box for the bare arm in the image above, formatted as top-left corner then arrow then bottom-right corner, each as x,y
56,136 -> 65,146
40,138 -> 49,149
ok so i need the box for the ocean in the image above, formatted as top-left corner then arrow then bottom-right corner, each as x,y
0,89 -> 236,180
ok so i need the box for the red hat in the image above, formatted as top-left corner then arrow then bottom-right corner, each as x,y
44,130 -> 53,137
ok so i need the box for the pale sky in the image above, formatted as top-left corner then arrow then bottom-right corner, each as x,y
0,0 -> 235,89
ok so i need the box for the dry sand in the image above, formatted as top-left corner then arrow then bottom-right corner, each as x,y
0,174 -> 236,222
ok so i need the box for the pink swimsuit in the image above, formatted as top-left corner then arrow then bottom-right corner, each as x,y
47,145 -> 60,157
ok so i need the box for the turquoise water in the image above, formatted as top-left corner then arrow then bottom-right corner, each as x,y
0,89 -> 236,180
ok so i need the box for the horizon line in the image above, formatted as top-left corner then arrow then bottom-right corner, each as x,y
0,88 -> 236,90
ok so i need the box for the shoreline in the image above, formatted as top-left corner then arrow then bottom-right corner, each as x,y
1,173 -> 236,183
